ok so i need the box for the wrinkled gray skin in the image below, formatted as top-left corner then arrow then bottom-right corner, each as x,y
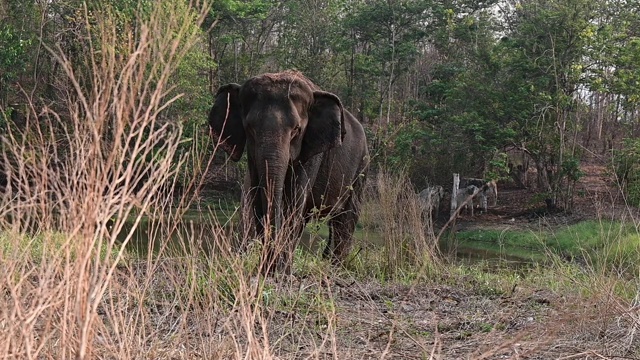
208,70 -> 369,274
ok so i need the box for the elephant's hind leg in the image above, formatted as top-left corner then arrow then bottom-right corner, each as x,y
324,175 -> 365,263
325,209 -> 358,263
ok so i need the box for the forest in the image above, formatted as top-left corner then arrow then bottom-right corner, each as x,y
3,0 -> 640,202
1,0 -> 640,358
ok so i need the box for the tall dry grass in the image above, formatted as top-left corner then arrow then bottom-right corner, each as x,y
357,170 -> 441,278
0,2 -> 370,358
0,1 -> 227,358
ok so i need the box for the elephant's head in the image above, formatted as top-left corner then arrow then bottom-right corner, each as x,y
208,71 -> 346,227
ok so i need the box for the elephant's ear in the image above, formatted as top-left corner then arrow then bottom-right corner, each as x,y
300,91 -> 346,163
209,83 -> 245,161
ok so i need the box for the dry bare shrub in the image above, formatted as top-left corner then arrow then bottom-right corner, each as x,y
358,170 -> 441,277
0,1 -> 218,358
0,2 -> 349,358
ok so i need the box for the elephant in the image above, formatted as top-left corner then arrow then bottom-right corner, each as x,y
208,70 -> 369,274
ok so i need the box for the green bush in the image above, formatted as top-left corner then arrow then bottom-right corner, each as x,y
613,138 -> 640,206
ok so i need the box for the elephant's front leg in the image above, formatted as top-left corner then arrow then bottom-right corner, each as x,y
239,175 -> 260,251
276,165 -> 316,273
278,209 -> 309,274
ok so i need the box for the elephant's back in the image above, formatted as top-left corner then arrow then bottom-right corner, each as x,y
306,110 -> 368,215
337,110 -> 369,176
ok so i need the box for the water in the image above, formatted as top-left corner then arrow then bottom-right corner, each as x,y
115,212 -> 335,257
115,212 -> 539,270
440,242 -> 537,272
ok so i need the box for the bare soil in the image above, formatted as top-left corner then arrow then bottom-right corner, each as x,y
267,161 -> 638,358
314,160 -> 640,359
138,161 -> 640,359
252,271 -> 636,359
454,159 -> 638,232
329,279 -> 634,359
133,264 -> 637,359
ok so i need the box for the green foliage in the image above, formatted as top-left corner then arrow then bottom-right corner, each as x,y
455,220 -> 640,274
0,231 -> 118,263
613,138 -> 640,206
486,152 -> 510,182
476,0 -> 597,204
208,0 -> 278,82
376,121 -> 426,171
586,1 -> 640,109
0,24 -> 31,81
405,6 -> 521,183
0,23 -> 32,104
3,0 -> 640,201
336,0 -> 433,117
612,37 -> 640,106
213,0 -> 273,19
274,0 -> 343,83
560,156 -> 584,183
0,107 -> 13,131
166,34 -> 216,176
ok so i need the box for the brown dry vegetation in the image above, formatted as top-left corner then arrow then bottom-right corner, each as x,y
1,2 -> 639,359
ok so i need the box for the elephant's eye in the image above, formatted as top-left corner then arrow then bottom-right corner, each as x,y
292,125 -> 301,137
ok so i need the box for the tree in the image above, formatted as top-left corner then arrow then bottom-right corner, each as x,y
495,0 -> 598,208
0,0 -> 38,108
206,0 -> 280,87
339,0 -> 431,124
395,2 -> 508,186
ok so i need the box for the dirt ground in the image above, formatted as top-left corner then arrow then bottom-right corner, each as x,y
123,160 -> 640,360
128,264 -> 636,359
327,279 -> 635,359
453,159 -> 639,232
160,160 -> 639,359
312,160 -> 640,359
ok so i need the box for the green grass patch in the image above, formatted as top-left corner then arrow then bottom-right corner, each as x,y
454,220 -> 640,274
0,231 -> 120,262
450,228 -> 546,262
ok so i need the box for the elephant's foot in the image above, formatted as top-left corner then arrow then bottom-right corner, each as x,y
325,211 -> 357,264
259,241 -> 295,276
259,258 -> 293,276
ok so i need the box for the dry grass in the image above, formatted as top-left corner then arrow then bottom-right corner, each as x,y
0,1 -> 217,358
0,1 -> 639,359
356,170 -> 441,278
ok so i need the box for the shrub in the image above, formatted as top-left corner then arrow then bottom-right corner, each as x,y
613,138 -> 640,206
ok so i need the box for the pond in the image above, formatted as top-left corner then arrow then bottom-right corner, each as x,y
116,211 -> 377,257
116,208 -> 541,270
439,240 -> 538,271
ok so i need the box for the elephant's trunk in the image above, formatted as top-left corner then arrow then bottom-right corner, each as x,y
256,150 -> 289,231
